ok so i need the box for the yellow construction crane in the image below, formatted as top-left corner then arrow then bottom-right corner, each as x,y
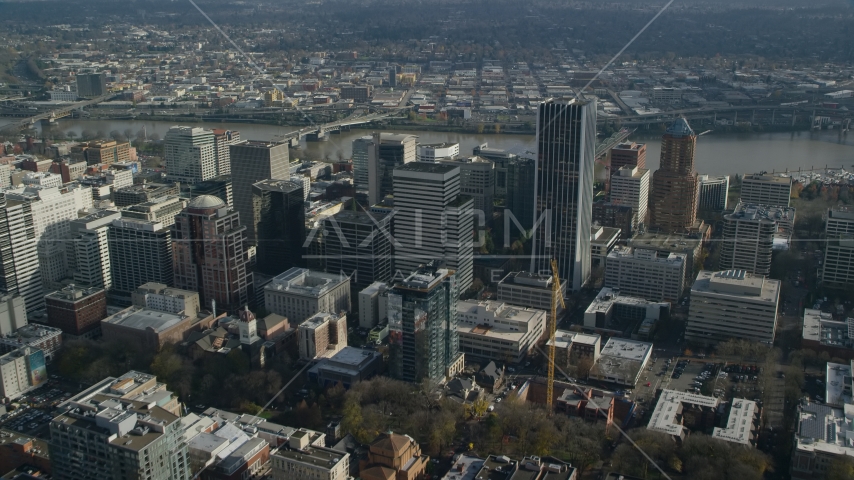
546,259 -> 566,409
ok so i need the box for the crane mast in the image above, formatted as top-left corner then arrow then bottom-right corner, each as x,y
547,259 -> 566,409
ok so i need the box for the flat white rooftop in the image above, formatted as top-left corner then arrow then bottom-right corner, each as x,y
712,399 -> 759,445
599,338 -> 652,362
826,362 -> 853,407
648,389 -> 718,437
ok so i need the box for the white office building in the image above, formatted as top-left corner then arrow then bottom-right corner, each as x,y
0,347 -> 46,400
417,142 -> 460,161
264,268 -> 351,324
393,162 -> 474,292
496,271 -> 566,317
720,202 -> 795,276
22,172 -> 63,189
604,246 -> 687,302
686,270 -> 781,346
0,195 -> 42,314
698,175 -> 730,211
456,300 -> 547,364
357,281 -> 388,329
6,185 -> 94,286
68,210 -> 120,290
822,205 -> 854,289
164,126 -> 217,183
740,174 -> 792,207
610,165 -> 649,231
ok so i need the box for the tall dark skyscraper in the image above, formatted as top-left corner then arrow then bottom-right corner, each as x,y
229,140 -> 290,245
107,217 -> 173,305
530,98 -> 596,292
367,133 -> 417,205
251,179 -> 306,275
387,263 -> 463,383
649,118 -> 699,233
323,210 -> 393,294
75,72 -> 107,98
506,156 -> 537,232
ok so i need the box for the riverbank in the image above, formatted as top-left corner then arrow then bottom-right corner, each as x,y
20,116 -> 854,176
66,112 -> 819,138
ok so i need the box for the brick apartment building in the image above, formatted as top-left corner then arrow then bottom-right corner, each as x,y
45,285 -> 107,339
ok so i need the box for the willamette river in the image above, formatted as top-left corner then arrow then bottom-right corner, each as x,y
15,118 -> 854,177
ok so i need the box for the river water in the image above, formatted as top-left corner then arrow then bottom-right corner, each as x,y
16,118 -> 854,176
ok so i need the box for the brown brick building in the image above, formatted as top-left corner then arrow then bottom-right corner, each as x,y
45,286 -> 107,338
649,119 -> 700,233
609,141 -> 646,174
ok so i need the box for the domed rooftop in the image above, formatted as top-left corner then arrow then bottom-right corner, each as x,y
187,195 -> 225,209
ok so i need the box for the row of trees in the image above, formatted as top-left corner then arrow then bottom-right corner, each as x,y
55,339 -> 295,415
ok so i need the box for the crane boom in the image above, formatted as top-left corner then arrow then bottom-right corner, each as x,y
546,259 -> 566,409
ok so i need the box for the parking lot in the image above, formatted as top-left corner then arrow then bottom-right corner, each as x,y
0,377 -> 77,438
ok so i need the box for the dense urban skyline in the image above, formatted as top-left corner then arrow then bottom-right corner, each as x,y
0,1 -> 852,479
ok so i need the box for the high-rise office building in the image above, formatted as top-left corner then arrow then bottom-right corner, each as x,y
821,206 -> 854,289
603,246 -> 687,302
506,157 -> 536,232
530,98 -> 596,292
740,174 -> 793,207
229,141 -> 289,245
251,179 -> 306,275
698,175 -> 730,211
212,129 -> 240,176
473,143 -> 517,199
649,118 -> 700,233
67,210 -> 122,290
75,72 -> 107,98
686,270 -> 780,346
368,133 -> 417,206
0,194 -> 42,313
437,156 -> 495,216
352,136 -> 373,191
610,165 -> 650,233
323,210 -> 393,294
164,126 -> 217,183
387,263 -> 464,383
719,202 -> 794,277
6,185 -> 93,285
609,142 -> 647,173
393,162 -> 474,292
49,371 -> 190,480
108,218 -> 173,305
172,195 -> 252,313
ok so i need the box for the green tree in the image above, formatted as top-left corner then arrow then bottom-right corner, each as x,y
826,454 -> 854,480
